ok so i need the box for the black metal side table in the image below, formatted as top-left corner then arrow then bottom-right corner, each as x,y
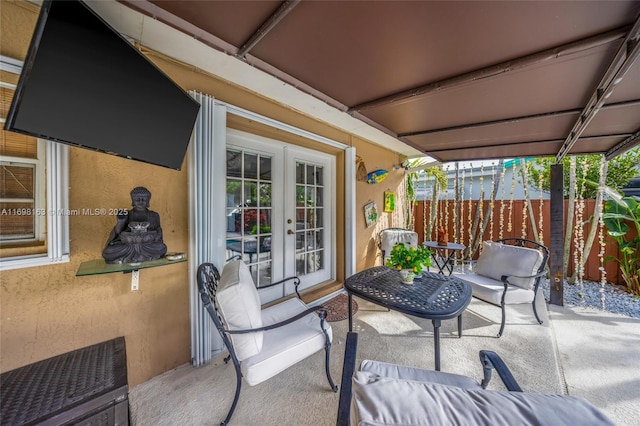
344,267 -> 472,371
423,241 -> 466,275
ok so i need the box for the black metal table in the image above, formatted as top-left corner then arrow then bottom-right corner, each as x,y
344,267 -> 472,371
423,241 -> 466,275
227,239 -> 271,264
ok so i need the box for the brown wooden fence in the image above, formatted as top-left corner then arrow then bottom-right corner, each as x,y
415,199 -> 626,285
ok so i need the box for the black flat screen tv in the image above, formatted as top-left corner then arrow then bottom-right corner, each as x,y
4,0 -> 200,170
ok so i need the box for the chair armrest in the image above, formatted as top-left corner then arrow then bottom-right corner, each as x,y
224,305 -> 327,334
500,269 -> 548,284
337,332 -> 358,426
479,350 -> 522,392
258,276 -> 303,299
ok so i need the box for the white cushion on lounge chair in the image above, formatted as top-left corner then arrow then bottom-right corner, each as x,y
457,273 -> 535,305
217,260 -> 263,361
241,298 -> 331,386
351,371 -> 614,426
475,241 -> 544,290
359,359 -> 479,389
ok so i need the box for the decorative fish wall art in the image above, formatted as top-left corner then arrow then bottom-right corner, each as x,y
366,169 -> 388,184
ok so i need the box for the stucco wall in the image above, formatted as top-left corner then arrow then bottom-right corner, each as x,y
351,139 -> 407,271
0,0 -> 407,386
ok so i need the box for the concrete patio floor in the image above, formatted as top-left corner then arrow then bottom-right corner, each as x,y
549,304 -> 640,426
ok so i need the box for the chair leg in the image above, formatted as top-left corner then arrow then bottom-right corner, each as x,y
497,303 -> 506,338
221,358 -> 243,426
532,300 -> 543,325
321,318 -> 338,392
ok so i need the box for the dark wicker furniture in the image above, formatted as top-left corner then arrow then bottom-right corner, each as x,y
0,337 -> 128,426
344,267 -> 472,371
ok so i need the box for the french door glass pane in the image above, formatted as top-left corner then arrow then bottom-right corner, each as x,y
294,161 -> 325,276
226,149 -> 272,287
227,150 -> 242,178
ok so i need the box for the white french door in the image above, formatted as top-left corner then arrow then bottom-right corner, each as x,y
225,130 -> 334,302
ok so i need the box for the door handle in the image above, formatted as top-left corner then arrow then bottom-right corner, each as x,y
287,229 -> 295,235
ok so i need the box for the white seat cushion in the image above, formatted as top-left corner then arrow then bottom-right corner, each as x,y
241,298 -> 331,386
351,372 -> 614,426
475,241 -> 544,290
456,273 -> 535,305
217,260 -> 263,361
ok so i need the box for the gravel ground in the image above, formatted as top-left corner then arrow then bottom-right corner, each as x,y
448,261 -> 640,319
541,279 -> 640,319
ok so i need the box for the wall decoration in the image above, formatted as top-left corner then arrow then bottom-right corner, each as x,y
366,169 -> 388,184
364,202 -> 378,227
383,191 -> 396,212
356,156 -> 368,181
102,186 -> 167,264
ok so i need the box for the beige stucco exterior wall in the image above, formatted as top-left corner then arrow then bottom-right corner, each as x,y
350,138 -> 408,271
0,0 -> 408,386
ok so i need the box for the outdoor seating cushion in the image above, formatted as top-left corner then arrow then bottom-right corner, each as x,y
351,371 -> 614,426
359,359 -> 479,389
475,241 -> 544,290
241,298 -> 332,386
457,273 -> 535,305
217,260 -> 263,361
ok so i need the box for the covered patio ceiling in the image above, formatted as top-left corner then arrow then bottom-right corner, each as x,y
119,0 -> 640,163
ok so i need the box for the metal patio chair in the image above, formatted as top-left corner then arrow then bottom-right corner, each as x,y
337,332 -> 613,426
378,227 -> 418,264
456,238 -> 550,337
197,260 -> 337,425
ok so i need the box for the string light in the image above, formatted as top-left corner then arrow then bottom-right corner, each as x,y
460,168 -> 465,246
453,164 -> 458,243
468,163 -> 473,248
597,157 -> 607,310
423,175 -> 428,240
479,163 -> 485,241
521,162 -> 528,240
538,169 -> 544,245
444,165 -> 450,240
508,161 -> 515,233
499,162 -> 507,239
437,173 -> 443,232
573,158 -> 588,293
489,162 -> 495,244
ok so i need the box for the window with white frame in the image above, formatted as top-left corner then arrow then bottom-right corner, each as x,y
0,56 -> 69,270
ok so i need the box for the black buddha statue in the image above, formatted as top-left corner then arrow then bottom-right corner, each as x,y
102,186 -> 167,264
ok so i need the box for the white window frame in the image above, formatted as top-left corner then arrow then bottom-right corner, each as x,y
0,56 -> 70,270
0,142 -> 46,242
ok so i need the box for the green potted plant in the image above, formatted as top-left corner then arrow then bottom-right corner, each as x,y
601,191 -> 639,295
385,242 -> 432,284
